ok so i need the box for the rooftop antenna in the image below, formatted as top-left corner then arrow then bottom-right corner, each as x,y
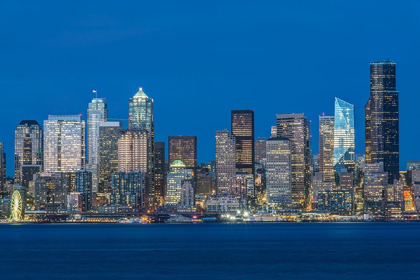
92,89 -> 98,99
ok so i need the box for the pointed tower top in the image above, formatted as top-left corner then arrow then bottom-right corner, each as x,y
134,87 -> 148,98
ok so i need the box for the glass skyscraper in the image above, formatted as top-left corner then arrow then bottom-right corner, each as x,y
215,130 -> 236,195
87,97 -> 108,193
129,87 -> 155,207
231,110 -> 254,175
333,98 -> 355,172
14,120 -> 43,183
44,115 -> 85,173
365,61 -> 399,183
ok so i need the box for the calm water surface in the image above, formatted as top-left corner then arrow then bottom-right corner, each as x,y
0,223 -> 419,279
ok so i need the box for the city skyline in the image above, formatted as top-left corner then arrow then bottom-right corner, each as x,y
2,2 -> 420,176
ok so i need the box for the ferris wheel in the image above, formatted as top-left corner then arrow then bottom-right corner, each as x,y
10,190 -> 24,222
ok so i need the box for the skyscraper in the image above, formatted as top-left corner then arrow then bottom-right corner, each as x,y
129,87 -> 155,206
276,113 -> 310,208
0,142 -> 5,190
168,136 -> 197,169
165,160 -> 193,206
266,137 -> 292,205
255,137 -> 267,163
215,130 -> 236,195
154,142 -> 166,205
334,98 -> 355,173
87,97 -> 108,192
14,120 -> 43,183
44,115 -> 85,173
98,122 -> 121,193
319,116 -> 334,184
118,130 -> 148,174
231,110 -> 254,175
365,61 -> 399,183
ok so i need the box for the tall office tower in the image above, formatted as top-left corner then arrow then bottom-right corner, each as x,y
14,120 -> 43,183
215,130 -> 236,195
255,137 -> 267,164
98,122 -> 121,193
266,137 -> 292,206
154,142 -> 166,205
0,142 -> 5,189
165,160 -> 193,206
334,98 -> 355,173
231,110 -> 254,175
168,136 -> 197,169
118,130 -> 148,174
276,114 -> 310,208
319,116 -> 334,184
87,97 -> 108,193
75,170 -> 93,211
365,61 -> 399,183
44,115 -> 85,173
271,126 -> 277,138
128,87 -> 155,206
110,171 -> 143,209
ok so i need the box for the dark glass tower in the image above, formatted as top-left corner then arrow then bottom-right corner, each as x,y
231,110 -> 255,175
365,61 -> 399,183
154,142 -> 166,206
168,136 -> 197,169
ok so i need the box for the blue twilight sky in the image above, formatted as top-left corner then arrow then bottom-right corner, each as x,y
1,0 -> 420,176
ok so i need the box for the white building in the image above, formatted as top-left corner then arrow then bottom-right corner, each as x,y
44,115 -> 85,173
205,195 -> 241,213
178,179 -> 195,212
266,137 -> 292,206
165,160 -> 193,206
118,130 -> 148,174
215,130 -> 236,195
87,97 -> 108,193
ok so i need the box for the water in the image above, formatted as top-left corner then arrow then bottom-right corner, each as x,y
0,223 -> 419,279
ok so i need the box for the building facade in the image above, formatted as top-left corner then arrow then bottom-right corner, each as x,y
168,136 -> 197,169
165,160 -> 193,206
319,116 -> 334,185
231,110 -> 254,175
154,142 -> 166,205
215,130 -> 236,195
334,98 -> 355,173
365,61 -> 399,183
118,130 -> 148,174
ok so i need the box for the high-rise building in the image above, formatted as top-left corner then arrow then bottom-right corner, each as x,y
365,61 -> 399,183
271,126 -> 277,138
0,142 -> 5,190
110,171 -> 143,209
255,137 -> 267,164
215,130 -> 236,195
276,113 -> 310,208
231,110 -> 254,175
98,122 -> 121,193
266,137 -> 292,206
14,120 -> 43,183
319,116 -> 334,184
154,142 -> 166,205
165,160 -> 193,206
87,97 -> 108,193
75,170 -> 93,211
168,136 -> 197,169
118,130 -> 148,174
44,115 -> 85,173
129,88 -> 155,206
334,98 -> 355,173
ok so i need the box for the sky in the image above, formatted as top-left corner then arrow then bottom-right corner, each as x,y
1,0 -> 420,176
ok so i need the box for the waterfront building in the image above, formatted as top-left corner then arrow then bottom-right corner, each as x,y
196,173 -> 214,195
128,87 -> 155,206
98,122 -> 121,193
154,142 -> 166,205
317,190 -> 353,215
44,115 -> 85,173
168,136 -> 197,169
232,172 -> 254,199
334,98 -> 355,173
319,116 -> 334,184
365,61 -> 399,183
266,137 -> 292,206
165,160 -> 193,206
34,173 -> 67,212
67,192 -> 82,213
364,162 -> 388,215
118,130 -> 148,174
87,97 -> 108,193
276,113 -> 310,208
231,110 -> 254,175
14,120 -> 43,183
0,142 -> 5,190
255,137 -> 267,164
110,172 -> 143,209
178,178 -> 195,212
215,130 -> 236,195
75,170 -> 93,211
205,195 -> 241,214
